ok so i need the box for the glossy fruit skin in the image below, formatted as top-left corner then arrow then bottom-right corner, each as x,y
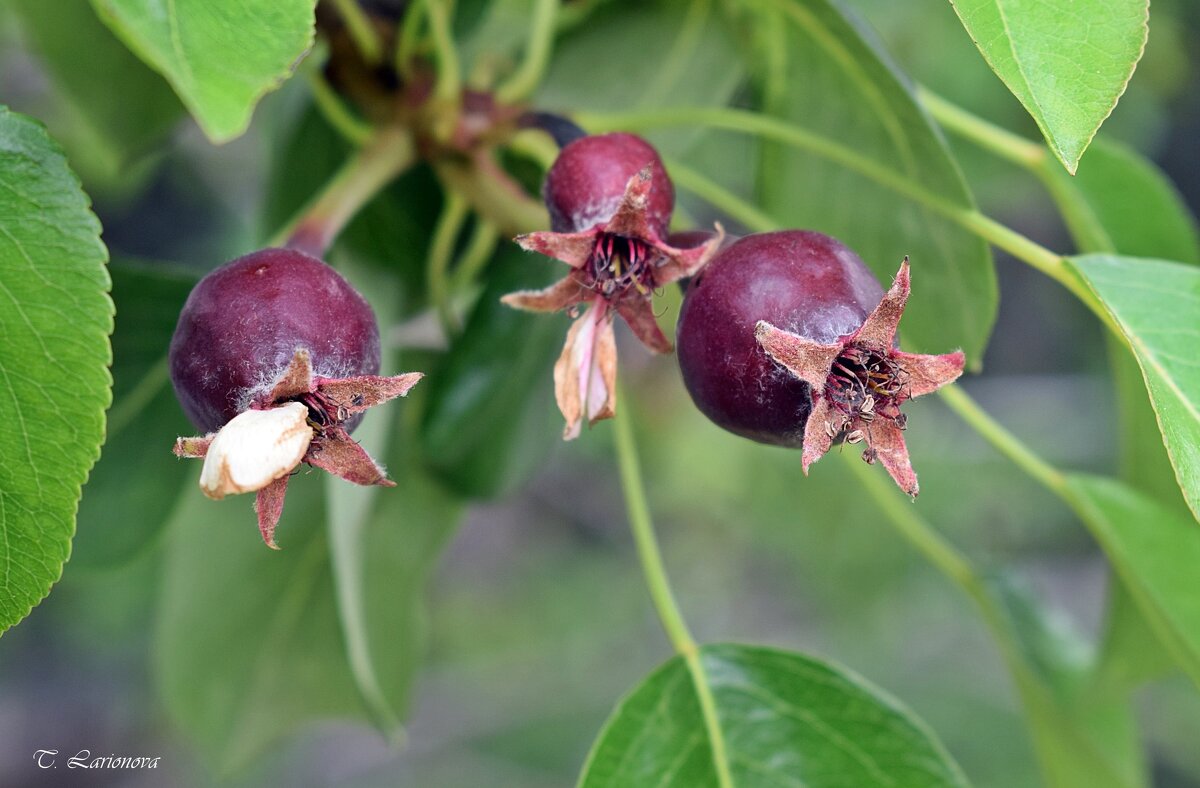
170,248 -> 380,434
543,132 -> 673,234
675,231 -> 884,447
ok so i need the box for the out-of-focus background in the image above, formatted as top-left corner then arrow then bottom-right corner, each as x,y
0,0 -> 1198,785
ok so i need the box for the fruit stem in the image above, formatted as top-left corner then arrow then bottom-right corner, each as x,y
330,0 -> 384,66
428,192 -> 470,336
424,0 -> 461,107
843,452 -> 1076,788
434,153 -> 549,234
613,397 -> 733,788
576,106 -> 1123,337
495,0 -> 561,104
938,384 -> 1068,494
449,216 -> 500,293
915,88 -> 1046,169
663,156 -> 779,233
304,68 -> 374,146
274,127 -> 415,256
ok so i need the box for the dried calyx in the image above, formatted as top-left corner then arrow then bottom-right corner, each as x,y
169,248 -> 421,547
502,132 -> 723,438
755,259 -> 964,496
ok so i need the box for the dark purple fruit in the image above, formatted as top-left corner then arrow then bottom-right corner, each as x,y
543,132 -> 673,234
676,231 -> 884,447
169,247 -> 380,434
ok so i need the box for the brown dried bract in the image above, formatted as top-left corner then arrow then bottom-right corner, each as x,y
755,259 -> 965,497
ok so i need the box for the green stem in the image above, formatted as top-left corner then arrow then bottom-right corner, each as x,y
425,0 -> 461,106
434,154 -> 548,235
613,399 -> 733,788
495,0 -> 560,104
916,88 -> 1045,168
395,0 -> 427,77
449,217 -> 500,293
938,385 -> 1068,495
428,192 -> 470,335
331,0 -> 384,66
304,69 -> 374,146
106,356 -> 170,441
272,128 -> 415,256
578,106 -> 1118,332
663,157 -> 777,234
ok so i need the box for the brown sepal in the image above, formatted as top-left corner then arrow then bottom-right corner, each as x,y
174,435 -> 213,458
316,372 -> 423,415
304,426 -> 395,487
255,475 -> 289,550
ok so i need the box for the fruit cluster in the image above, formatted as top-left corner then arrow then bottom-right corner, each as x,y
168,131 -> 963,547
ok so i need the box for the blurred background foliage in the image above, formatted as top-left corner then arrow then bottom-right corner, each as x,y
0,0 -> 1198,785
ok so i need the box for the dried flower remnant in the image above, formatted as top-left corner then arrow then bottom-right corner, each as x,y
503,133 -> 722,438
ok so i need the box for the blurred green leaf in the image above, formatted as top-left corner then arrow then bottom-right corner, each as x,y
1039,137 -> 1198,686
10,0 -> 182,171
420,246 -> 562,499
580,644 -> 969,787
948,0 -> 1148,173
155,410 -> 460,772
0,107 -> 112,633
986,575 -> 1145,788
73,261 -> 196,568
743,0 -> 996,364
537,0 -> 744,157
1067,474 -> 1200,689
262,104 -> 440,310
89,0 -> 315,143
324,253 -> 408,739
1061,140 -> 1200,264
1066,255 -> 1200,522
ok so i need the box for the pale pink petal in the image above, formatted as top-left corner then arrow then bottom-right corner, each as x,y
552,302 -> 616,440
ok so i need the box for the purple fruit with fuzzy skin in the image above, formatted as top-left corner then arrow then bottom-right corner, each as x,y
170,247 -> 381,434
675,231 -> 885,447
543,132 -> 674,234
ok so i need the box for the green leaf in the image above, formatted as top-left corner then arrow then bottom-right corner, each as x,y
1045,139 -> 1200,266
11,0 -> 182,170
948,0 -> 1148,173
89,0 -> 316,143
0,107 -> 112,633
1066,255 -> 1200,521
537,0 -> 744,116
155,413 -> 461,772
420,246 -> 563,499
744,0 -> 997,363
985,574 -> 1146,788
580,644 -> 969,787
1066,474 -> 1200,689
73,261 -> 197,568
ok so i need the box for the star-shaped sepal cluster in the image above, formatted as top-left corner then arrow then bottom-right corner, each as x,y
754,259 -> 964,497
502,167 -> 724,439
173,349 -> 422,548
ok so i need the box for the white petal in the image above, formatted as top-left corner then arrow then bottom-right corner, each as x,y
199,402 -> 314,499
